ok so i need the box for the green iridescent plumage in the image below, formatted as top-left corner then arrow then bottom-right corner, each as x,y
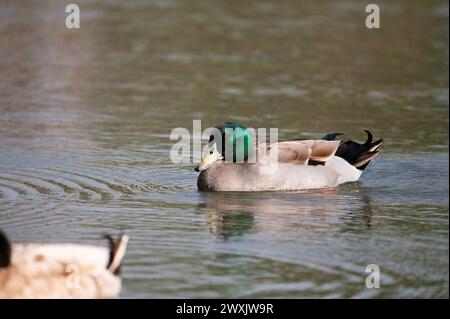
210,122 -> 254,162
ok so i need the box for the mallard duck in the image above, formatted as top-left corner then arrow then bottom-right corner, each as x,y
195,123 -> 383,191
0,230 -> 128,298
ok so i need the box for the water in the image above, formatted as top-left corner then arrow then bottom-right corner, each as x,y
0,0 -> 448,298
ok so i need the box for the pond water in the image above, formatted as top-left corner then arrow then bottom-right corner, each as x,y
0,0 -> 448,298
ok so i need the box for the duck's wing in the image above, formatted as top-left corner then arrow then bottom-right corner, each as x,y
9,233 -> 129,277
10,244 -> 110,276
257,140 -> 340,165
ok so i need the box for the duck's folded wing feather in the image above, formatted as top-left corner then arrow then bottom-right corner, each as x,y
260,140 -> 340,165
309,140 -> 341,162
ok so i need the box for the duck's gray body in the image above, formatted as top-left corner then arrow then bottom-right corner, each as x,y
197,156 -> 362,192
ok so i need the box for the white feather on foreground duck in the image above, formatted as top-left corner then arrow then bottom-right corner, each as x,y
195,123 -> 383,191
0,230 -> 128,298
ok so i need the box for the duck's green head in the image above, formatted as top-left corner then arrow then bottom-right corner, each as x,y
196,122 -> 254,172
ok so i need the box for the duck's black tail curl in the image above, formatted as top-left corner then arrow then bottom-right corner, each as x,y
102,233 -> 129,276
323,130 -> 383,170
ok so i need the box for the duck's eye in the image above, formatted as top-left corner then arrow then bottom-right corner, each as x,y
210,151 -> 213,155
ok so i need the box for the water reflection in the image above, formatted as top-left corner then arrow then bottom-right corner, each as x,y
199,189 -> 375,240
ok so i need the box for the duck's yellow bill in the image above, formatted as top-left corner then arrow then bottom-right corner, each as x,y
195,142 -> 223,172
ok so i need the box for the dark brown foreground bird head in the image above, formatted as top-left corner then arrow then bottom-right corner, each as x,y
0,230 -> 11,268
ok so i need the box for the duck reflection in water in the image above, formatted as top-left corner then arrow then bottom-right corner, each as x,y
198,188 -> 374,241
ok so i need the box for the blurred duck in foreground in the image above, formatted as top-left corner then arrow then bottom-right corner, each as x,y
0,230 -> 128,298
196,123 -> 383,191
